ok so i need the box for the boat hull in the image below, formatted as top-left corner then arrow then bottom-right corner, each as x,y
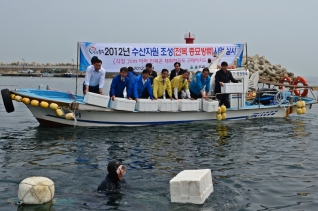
26,104 -> 311,127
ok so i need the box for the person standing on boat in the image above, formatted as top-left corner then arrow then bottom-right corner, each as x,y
127,66 -> 138,94
189,68 -> 211,100
169,62 -> 184,81
110,67 -> 132,100
133,69 -> 154,101
214,61 -> 240,108
153,69 -> 172,100
98,160 -> 126,192
171,70 -> 192,100
144,63 -> 157,85
83,58 -> 106,95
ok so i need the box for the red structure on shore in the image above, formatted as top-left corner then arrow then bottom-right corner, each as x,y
184,32 -> 195,44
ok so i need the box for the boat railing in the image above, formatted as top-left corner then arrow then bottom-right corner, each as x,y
209,89 -> 316,110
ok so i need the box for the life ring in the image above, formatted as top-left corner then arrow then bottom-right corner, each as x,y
293,76 -> 308,97
1,89 -> 15,113
279,76 -> 292,90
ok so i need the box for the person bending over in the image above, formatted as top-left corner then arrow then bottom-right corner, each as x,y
189,68 -> 211,100
109,67 -> 132,100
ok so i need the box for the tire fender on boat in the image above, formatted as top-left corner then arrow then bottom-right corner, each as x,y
293,76 -> 308,97
279,76 -> 292,90
1,89 -> 15,113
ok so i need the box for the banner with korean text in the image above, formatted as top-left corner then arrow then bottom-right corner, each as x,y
79,42 -> 244,72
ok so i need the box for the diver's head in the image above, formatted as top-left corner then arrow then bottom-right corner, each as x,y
107,160 -> 126,181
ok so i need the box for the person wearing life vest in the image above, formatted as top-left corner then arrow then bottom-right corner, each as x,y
153,69 -> 173,100
97,160 -> 126,192
133,69 -> 154,102
214,61 -> 240,108
171,70 -> 192,100
109,67 -> 132,101
189,68 -> 211,100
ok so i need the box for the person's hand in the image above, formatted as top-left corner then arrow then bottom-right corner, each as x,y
175,98 -> 178,100
84,90 -> 88,94
135,98 -> 139,102
170,97 -> 173,100
154,98 -> 158,100
111,96 -> 115,101
99,92 -> 104,95
220,82 -> 224,86
190,98 -> 194,100
128,97 -> 132,100
238,81 -> 241,83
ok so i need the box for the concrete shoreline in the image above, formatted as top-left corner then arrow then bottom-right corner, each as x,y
0,73 -> 118,78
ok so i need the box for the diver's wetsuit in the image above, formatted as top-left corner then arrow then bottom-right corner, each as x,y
97,161 -> 126,192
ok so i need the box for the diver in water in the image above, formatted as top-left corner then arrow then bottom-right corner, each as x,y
98,160 -> 126,192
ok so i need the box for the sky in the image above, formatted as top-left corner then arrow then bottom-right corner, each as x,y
0,0 -> 317,76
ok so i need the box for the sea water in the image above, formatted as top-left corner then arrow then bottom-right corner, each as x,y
0,76 -> 318,211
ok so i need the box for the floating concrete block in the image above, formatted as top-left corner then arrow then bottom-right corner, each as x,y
136,99 -> 158,111
83,92 -> 110,108
110,98 -> 136,111
170,169 -> 213,204
178,99 -> 199,111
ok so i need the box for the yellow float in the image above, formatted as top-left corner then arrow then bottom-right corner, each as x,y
15,96 -> 22,102
217,107 -> 221,114
65,113 -> 74,120
31,100 -> 39,107
301,107 -> 306,114
22,98 -> 30,104
10,94 -> 15,100
55,109 -> 63,117
222,113 -> 227,120
296,101 -> 302,108
296,108 -> 302,115
40,101 -> 49,108
301,101 -> 305,107
216,114 -> 222,121
49,103 -> 59,110
221,105 -> 226,113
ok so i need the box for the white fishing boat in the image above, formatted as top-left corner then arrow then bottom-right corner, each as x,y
1,43 -> 317,127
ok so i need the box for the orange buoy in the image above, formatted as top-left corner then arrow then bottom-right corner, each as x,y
293,76 -> 308,97
279,76 -> 292,90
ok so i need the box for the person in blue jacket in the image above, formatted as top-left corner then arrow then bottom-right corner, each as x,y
109,67 -> 132,101
127,66 -> 138,93
189,68 -> 211,100
133,69 -> 154,101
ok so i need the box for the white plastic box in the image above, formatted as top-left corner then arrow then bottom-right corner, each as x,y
83,92 -> 110,108
158,99 -> 179,112
178,99 -> 200,111
170,169 -> 213,204
136,99 -> 158,111
203,100 -> 219,112
221,83 -> 243,94
109,98 -> 136,111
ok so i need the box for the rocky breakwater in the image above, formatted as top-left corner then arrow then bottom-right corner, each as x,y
242,54 -> 294,82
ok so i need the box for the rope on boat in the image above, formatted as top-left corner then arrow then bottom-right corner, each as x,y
274,90 -> 290,111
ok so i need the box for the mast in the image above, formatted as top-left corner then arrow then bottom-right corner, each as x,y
75,41 -> 79,96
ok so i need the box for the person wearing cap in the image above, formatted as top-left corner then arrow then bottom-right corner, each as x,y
97,160 -> 126,192
171,70 -> 192,100
189,68 -> 211,100
153,69 -> 172,100
83,58 -> 106,95
109,67 -> 132,100
214,61 -> 240,108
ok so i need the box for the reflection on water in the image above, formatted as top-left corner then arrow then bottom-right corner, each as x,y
1,77 -> 318,210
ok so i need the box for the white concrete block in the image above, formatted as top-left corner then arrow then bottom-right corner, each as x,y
170,169 -> 213,204
203,100 -> 219,112
110,98 -> 136,111
158,99 -> 178,112
83,92 -> 110,108
178,99 -> 200,111
221,83 -> 243,94
136,99 -> 158,111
